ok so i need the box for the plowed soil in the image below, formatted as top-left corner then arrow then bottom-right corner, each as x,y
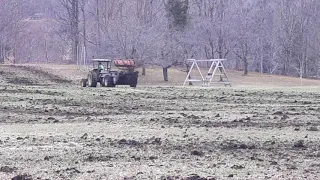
0,65 -> 320,180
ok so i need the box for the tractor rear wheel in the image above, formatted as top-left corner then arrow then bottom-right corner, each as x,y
101,76 -> 108,87
88,70 -> 99,87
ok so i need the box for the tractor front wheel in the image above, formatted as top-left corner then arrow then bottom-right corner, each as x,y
101,76 -> 108,87
80,79 -> 88,87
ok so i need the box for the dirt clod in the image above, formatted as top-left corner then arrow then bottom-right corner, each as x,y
118,139 -> 127,144
273,111 -> 283,115
0,166 -> 17,173
281,114 -> 289,120
11,174 -> 32,180
286,164 -> 298,170
81,133 -> 88,139
191,150 -> 204,156
85,155 -> 112,162
188,115 -> 200,119
185,174 -> 207,180
293,140 -> 306,148
231,165 -> 245,169
150,137 -> 161,145
270,161 -> 278,165
149,156 -> 158,160
43,156 -> 53,161
137,172 -> 144,175
118,139 -> 141,147
160,175 -> 212,180
307,126 -> 319,131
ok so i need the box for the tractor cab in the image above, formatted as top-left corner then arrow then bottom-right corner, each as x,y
92,59 -> 112,72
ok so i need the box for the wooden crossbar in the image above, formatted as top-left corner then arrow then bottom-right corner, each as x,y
187,59 -> 227,62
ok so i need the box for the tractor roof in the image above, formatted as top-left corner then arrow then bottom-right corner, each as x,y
92,59 -> 112,62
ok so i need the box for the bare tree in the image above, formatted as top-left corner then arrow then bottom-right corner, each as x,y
56,0 -> 80,63
2,0 -> 320,80
232,0 -> 255,75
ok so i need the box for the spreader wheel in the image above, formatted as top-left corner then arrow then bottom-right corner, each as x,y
107,76 -> 116,87
130,84 -> 137,88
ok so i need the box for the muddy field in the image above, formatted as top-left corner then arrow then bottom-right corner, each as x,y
0,65 -> 320,179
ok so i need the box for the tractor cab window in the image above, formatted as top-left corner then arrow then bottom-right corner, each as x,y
94,61 -> 111,71
98,63 -> 104,71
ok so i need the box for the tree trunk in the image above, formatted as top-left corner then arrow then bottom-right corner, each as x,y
186,63 -> 193,85
96,0 -> 101,56
45,38 -> 49,63
244,58 -> 248,75
0,43 -> 3,64
317,61 -> 320,78
281,63 -> 287,75
235,57 -> 240,71
71,0 -> 79,63
163,67 -> 169,81
260,40 -> 263,73
142,66 -> 146,75
303,58 -> 307,78
218,35 -> 223,59
81,1 -> 87,65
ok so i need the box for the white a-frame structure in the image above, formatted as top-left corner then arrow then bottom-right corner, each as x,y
183,59 -> 231,87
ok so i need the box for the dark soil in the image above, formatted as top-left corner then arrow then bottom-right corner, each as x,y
0,65 -> 320,179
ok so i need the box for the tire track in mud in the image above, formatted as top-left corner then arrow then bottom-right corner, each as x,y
1,85 -> 319,127
0,83 -> 320,179
1,122 -> 320,179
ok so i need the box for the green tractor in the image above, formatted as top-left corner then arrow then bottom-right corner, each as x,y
81,59 -> 139,88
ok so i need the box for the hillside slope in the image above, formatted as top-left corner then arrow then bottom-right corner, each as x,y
0,65 -> 72,86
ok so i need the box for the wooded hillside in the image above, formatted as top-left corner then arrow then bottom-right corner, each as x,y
0,0 -> 320,79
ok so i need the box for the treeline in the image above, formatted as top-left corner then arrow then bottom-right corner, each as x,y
1,0 -> 320,79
